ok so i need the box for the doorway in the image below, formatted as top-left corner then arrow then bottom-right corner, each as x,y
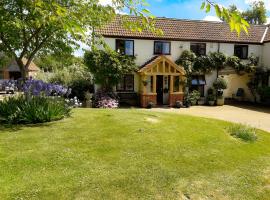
156,75 -> 163,105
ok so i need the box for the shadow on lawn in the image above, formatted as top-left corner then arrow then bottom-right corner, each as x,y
0,122 -> 54,133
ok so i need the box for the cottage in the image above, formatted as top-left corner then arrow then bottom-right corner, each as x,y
97,16 -> 270,107
0,58 -> 40,80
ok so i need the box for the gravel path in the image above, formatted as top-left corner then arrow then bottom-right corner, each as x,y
152,105 -> 270,132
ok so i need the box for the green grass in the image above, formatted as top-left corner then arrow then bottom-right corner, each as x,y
1,109 -> 270,199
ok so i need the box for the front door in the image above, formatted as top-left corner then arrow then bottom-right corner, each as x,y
156,75 -> 163,105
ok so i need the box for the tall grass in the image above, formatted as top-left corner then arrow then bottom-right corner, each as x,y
228,124 -> 257,142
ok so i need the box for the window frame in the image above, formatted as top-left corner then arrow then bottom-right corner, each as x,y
190,43 -> 206,56
115,39 -> 134,56
116,74 -> 135,92
154,41 -> 171,55
234,45 -> 249,59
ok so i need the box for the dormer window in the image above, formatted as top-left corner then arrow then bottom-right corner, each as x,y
154,41 -> 171,55
234,45 -> 248,59
116,39 -> 134,56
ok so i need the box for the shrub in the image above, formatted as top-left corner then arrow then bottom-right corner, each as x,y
69,79 -> 94,101
0,95 -> 71,124
189,90 -> 201,105
228,124 -> 257,142
92,91 -> 119,108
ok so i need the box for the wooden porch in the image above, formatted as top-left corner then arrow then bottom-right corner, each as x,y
138,55 -> 186,108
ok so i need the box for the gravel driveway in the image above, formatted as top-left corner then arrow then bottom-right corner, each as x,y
152,104 -> 270,132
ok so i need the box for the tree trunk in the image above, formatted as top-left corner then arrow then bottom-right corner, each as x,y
15,58 -> 28,81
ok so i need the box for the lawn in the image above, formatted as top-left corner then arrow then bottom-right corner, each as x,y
1,109 -> 270,199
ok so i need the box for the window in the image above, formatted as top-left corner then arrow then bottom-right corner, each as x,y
190,43 -> 206,56
190,75 -> 206,97
154,41 -> 171,55
117,74 -> 134,92
234,45 -> 248,59
116,39 -> 134,56
0,72 -> 3,79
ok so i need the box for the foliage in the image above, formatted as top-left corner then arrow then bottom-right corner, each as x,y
201,1 -> 250,35
226,55 -> 258,74
257,86 -> 270,101
213,77 -> 227,98
38,62 -> 93,101
209,52 -> 227,72
213,77 -> 228,90
175,50 -> 196,74
228,124 -> 257,142
0,95 -> 70,124
207,87 -> 216,101
84,49 -> 137,91
242,1 -> 267,25
92,90 -> 119,108
193,55 -> 213,73
34,53 -> 83,72
189,90 -> 201,104
0,0 -> 161,79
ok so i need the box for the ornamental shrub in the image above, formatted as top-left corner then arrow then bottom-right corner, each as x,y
213,77 -> 228,90
92,90 -> 119,108
0,95 -> 71,124
228,124 -> 257,142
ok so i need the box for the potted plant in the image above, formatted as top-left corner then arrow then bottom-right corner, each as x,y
175,100 -> 182,108
147,101 -> 154,109
183,92 -> 191,108
207,87 -> 216,106
207,94 -> 216,106
189,90 -> 200,106
213,77 -> 228,106
197,97 -> 205,105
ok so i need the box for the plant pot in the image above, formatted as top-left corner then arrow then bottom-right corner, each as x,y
216,97 -> 224,106
198,98 -> 205,105
208,101 -> 215,106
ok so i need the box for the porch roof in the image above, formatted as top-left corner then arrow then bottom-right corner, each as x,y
138,55 -> 185,75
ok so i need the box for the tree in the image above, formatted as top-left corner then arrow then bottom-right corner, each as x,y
84,49 -> 137,91
34,53 -> 83,72
242,1 -> 267,25
0,0 -> 157,80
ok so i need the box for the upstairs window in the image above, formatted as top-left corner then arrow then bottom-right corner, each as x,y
117,74 -> 134,92
116,39 -> 134,56
154,41 -> 171,55
190,43 -> 206,56
234,45 -> 248,59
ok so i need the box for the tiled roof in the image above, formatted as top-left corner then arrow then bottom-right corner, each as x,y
97,15 -> 269,44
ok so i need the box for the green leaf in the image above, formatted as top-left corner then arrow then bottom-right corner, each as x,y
215,5 -> 221,18
206,3 -> 211,13
200,2 -> 206,10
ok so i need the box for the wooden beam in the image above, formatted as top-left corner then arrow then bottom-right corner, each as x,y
179,75 -> 183,93
153,75 -> 156,93
142,75 -> 147,94
163,59 -> 165,73
170,75 -> 174,94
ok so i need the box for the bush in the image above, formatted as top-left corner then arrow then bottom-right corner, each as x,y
228,124 -> 257,142
189,90 -> 201,105
0,95 -> 71,124
92,91 -> 119,108
69,79 -> 94,101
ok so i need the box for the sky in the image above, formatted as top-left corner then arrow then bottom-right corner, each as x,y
145,0 -> 270,22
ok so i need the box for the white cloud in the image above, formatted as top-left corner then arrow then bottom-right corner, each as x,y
203,16 -> 222,22
245,0 -> 270,10
99,0 -> 112,6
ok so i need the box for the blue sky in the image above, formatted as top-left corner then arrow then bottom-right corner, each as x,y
145,0 -> 270,21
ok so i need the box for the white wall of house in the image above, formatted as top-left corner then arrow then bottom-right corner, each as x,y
103,37 -> 264,99
262,42 -> 270,68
